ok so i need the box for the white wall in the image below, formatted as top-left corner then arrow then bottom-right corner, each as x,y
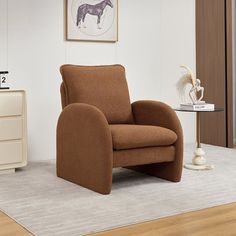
0,0 -> 196,161
159,0 -> 196,144
0,0 -> 7,70
233,0 -> 236,145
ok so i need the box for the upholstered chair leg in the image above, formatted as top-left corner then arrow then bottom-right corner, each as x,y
130,101 -> 184,182
127,161 -> 182,183
57,103 -> 113,194
57,159 -> 113,194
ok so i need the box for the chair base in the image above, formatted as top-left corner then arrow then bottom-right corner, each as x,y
127,161 -> 182,183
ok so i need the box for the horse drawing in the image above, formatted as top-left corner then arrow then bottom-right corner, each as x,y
76,0 -> 113,29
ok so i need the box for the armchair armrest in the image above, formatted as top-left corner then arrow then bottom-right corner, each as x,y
131,100 -> 183,182
132,100 -> 182,136
57,103 -> 113,194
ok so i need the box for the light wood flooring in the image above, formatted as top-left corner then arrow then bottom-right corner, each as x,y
91,202 -> 236,236
0,212 -> 31,236
1,203 -> 236,236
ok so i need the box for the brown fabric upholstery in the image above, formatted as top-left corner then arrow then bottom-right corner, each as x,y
60,83 -> 67,109
113,146 -> 175,168
110,124 -> 177,150
60,64 -> 134,124
131,100 -> 183,182
57,65 -> 184,194
57,103 -> 113,194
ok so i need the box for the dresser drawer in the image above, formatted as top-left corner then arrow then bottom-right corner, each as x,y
0,141 -> 23,165
0,92 -> 23,117
0,118 -> 23,141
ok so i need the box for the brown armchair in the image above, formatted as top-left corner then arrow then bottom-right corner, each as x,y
57,64 -> 183,194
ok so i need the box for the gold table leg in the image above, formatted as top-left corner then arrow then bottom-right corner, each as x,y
197,112 -> 201,148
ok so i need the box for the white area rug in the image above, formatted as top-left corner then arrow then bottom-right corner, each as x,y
0,144 -> 236,236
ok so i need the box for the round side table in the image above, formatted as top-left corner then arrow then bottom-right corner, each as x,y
175,108 -> 224,170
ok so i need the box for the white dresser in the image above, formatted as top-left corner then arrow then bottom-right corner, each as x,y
0,90 -> 27,173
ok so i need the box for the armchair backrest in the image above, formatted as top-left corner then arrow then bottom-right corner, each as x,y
60,64 -> 134,124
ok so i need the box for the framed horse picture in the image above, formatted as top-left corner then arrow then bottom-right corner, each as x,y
66,0 -> 118,42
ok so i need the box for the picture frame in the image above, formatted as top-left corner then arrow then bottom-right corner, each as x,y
66,0 -> 118,42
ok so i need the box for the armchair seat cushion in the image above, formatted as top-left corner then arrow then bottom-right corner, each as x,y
110,124 -> 177,150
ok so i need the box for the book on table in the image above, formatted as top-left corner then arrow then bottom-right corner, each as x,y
180,103 -> 215,111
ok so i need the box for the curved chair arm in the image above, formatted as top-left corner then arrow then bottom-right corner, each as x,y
57,103 -> 113,194
131,100 -> 183,182
132,100 -> 182,136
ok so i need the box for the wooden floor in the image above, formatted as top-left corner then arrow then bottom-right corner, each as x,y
0,212 -> 32,236
1,203 -> 236,236
92,203 -> 236,236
